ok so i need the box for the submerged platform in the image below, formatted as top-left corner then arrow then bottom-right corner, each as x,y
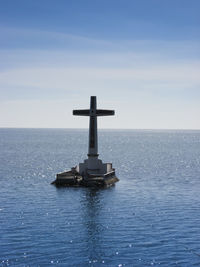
52,167 -> 119,188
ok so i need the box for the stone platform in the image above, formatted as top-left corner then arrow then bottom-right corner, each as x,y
51,168 -> 119,188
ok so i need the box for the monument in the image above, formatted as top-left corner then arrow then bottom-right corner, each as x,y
52,96 -> 119,187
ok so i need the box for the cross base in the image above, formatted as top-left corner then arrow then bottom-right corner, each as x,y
52,163 -> 119,187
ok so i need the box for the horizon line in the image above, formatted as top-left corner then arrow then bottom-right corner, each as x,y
0,127 -> 200,131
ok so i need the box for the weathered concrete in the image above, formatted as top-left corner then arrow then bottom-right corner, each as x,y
51,168 -> 119,187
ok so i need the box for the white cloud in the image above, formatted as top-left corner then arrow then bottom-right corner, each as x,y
0,64 -> 199,94
0,27 -> 200,129
1,26 -> 199,58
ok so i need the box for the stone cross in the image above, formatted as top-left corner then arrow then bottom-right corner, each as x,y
73,96 -> 114,159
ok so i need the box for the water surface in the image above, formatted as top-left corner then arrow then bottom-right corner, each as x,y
0,129 -> 200,266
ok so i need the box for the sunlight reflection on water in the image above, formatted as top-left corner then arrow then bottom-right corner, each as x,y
0,129 -> 200,266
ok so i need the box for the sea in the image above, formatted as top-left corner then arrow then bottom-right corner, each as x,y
0,128 -> 200,267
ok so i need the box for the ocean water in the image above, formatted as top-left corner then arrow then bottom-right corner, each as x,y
0,128 -> 200,267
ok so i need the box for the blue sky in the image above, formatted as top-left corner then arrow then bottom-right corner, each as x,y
0,0 -> 200,128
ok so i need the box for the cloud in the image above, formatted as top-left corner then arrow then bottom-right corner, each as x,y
0,26 -> 112,50
0,27 -> 199,128
1,26 -> 200,57
0,63 -> 199,95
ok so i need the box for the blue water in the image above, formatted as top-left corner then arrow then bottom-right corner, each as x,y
0,129 -> 200,267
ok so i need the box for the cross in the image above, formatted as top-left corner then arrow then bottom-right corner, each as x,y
73,96 -> 114,158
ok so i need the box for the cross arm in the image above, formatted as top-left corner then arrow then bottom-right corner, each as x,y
73,109 -> 90,116
96,109 -> 115,116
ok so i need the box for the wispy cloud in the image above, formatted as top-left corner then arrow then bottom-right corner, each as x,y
0,26 -> 199,129
0,26 -> 112,50
1,26 -> 200,56
1,64 -> 199,93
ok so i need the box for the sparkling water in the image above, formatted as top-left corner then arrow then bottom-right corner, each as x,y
0,129 -> 200,266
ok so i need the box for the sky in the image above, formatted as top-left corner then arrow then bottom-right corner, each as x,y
0,0 -> 200,129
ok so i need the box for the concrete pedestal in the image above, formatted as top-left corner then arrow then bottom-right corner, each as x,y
52,164 -> 119,187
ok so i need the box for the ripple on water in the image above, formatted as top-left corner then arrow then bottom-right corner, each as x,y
0,129 -> 200,266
